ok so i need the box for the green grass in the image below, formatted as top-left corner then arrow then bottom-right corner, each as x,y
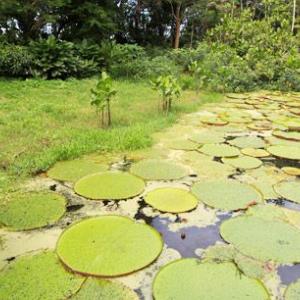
0,77 -> 222,191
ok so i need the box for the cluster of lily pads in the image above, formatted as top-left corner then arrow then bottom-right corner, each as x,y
1,91 -> 300,299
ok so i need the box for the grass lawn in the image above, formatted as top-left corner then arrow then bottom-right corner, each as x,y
0,78 -> 223,192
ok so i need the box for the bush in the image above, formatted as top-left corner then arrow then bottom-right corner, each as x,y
0,44 -> 33,77
30,36 -> 98,79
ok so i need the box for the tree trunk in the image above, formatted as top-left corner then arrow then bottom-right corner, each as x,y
107,100 -> 111,127
174,3 -> 181,49
292,0 -> 296,33
190,22 -> 194,48
101,107 -> 105,128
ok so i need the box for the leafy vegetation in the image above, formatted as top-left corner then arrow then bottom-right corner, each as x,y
0,78 -> 221,186
91,72 -> 117,127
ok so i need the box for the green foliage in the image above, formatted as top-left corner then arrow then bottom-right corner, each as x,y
152,75 -> 182,112
30,36 -> 98,79
188,61 -> 205,93
91,72 -> 117,127
0,44 -> 32,77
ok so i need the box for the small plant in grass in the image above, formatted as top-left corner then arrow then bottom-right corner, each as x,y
91,72 -> 117,127
152,75 -> 181,113
188,61 -> 205,94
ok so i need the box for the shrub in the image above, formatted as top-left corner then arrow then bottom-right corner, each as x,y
90,72 -> 117,127
152,75 -> 181,113
30,36 -> 98,79
0,44 -> 32,77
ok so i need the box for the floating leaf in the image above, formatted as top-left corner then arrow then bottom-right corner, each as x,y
74,172 -> 145,200
189,132 -> 225,144
273,181 -> 300,204
222,156 -> 262,169
56,216 -> 163,276
220,215 -> 300,263
272,130 -> 300,142
191,179 -> 262,211
130,159 -> 189,180
145,188 -> 198,213
0,192 -> 66,230
198,144 -> 240,157
229,136 -> 266,149
282,167 -> 300,176
267,145 -> 300,160
70,278 -> 138,300
200,116 -> 228,126
47,160 -> 108,182
165,139 -> 199,151
285,279 -> 300,300
241,148 -> 270,158
0,251 -> 84,300
153,259 -> 269,300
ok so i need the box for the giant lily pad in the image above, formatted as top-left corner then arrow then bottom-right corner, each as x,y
153,259 -> 269,300
267,145 -> 300,160
282,167 -> 300,176
0,192 -> 66,231
71,278 -> 138,300
145,188 -> 198,213
272,130 -> 300,142
189,132 -> 225,144
0,251 -> 84,300
220,215 -> 300,263
47,160 -> 108,182
165,139 -> 199,151
191,180 -> 262,211
241,148 -> 270,158
229,136 -> 266,149
56,216 -> 163,276
198,144 -> 240,157
130,159 -> 189,181
273,181 -> 300,204
222,156 -> 262,169
74,172 -> 145,200
285,279 -> 300,300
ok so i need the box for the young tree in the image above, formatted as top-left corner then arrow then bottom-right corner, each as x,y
188,61 -> 204,94
152,75 -> 181,113
90,72 -> 117,127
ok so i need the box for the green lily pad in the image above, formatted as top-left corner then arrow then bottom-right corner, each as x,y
200,116 -> 228,126
272,130 -> 300,142
273,181 -> 300,204
74,172 -> 145,200
241,148 -> 270,158
130,159 -> 189,181
145,188 -> 198,213
70,278 -> 138,300
229,136 -> 266,149
166,139 -> 199,151
153,259 -> 269,300
189,132 -> 225,144
222,156 -> 262,169
267,145 -> 300,160
266,136 -> 300,147
191,179 -> 262,211
47,159 -> 108,182
0,251 -> 84,300
282,167 -> 300,176
220,215 -> 300,263
226,93 -> 249,99
247,122 -> 272,131
0,192 -> 66,231
56,216 -> 163,276
198,144 -> 240,157
190,160 -> 234,179
285,279 -> 300,300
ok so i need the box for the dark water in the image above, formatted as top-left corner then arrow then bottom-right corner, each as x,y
267,199 -> 300,212
278,264 -> 300,285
